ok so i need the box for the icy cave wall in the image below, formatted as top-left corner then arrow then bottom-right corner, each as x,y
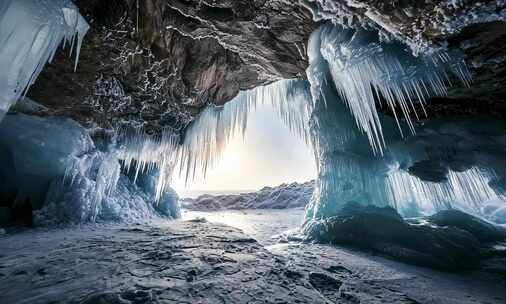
0,108 -> 181,226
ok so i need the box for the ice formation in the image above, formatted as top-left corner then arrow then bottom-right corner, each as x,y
310,23 -> 471,153
304,23 -> 506,223
0,1 -> 504,227
0,111 -> 180,225
0,0 -> 89,121
115,80 -> 312,200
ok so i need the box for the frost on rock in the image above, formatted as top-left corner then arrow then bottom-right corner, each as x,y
304,0 -> 506,54
0,0 -> 89,121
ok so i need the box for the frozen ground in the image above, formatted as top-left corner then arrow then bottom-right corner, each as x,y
0,209 -> 505,303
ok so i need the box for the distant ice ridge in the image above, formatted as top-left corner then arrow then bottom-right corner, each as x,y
309,23 -> 471,153
0,0 -> 89,121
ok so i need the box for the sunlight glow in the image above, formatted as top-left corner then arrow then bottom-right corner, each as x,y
171,100 -> 317,194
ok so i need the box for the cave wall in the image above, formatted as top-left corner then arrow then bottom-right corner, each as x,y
26,0 -> 316,134
21,1 -> 506,134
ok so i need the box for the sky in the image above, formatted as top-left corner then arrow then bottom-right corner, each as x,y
171,100 -> 317,194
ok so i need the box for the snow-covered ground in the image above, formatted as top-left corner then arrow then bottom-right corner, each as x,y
2,210 -> 504,303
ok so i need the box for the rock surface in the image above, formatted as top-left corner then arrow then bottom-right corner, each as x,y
304,202 -> 506,271
181,181 -> 314,211
19,1 -> 506,134
26,0 -> 316,134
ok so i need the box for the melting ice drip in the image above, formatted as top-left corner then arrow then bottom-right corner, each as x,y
311,23 -> 471,154
0,0 -> 89,121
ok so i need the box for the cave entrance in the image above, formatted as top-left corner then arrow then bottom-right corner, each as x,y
171,82 -> 316,236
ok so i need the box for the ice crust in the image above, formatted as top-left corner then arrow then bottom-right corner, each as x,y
0,0 -> 89,121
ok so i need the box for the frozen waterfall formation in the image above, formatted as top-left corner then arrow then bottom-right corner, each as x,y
304,23 -> 506,223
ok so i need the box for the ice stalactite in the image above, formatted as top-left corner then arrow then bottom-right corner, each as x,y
117,80 -> 312,200
0,0 -> 89,121
0,108 -> 181,226
116,129 -> 179,202
312,23 -> 471,153
304,23 -> 506,224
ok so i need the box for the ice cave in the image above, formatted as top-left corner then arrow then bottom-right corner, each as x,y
1,1 -> 506,303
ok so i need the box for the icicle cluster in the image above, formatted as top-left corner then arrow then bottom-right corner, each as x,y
114,80 -> 312,201
387,167 -> 500,216
312,23 -> 471,154
177,80 -> 312,184
0,0 -> 89,121
116,129 -> 179,201
305,22 -> 506,223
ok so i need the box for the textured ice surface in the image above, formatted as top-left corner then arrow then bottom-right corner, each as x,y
0,0 -> 89,120
0,113 -> 93,207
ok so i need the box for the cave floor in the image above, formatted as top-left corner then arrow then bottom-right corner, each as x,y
0,209 -> 505,304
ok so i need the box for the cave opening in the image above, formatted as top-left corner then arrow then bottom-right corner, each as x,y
2,1 -> 506,303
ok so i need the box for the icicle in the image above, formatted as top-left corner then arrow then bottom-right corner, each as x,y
0,0 -> 89,121
386,167 -> 500,216
313,23 -> 471,153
